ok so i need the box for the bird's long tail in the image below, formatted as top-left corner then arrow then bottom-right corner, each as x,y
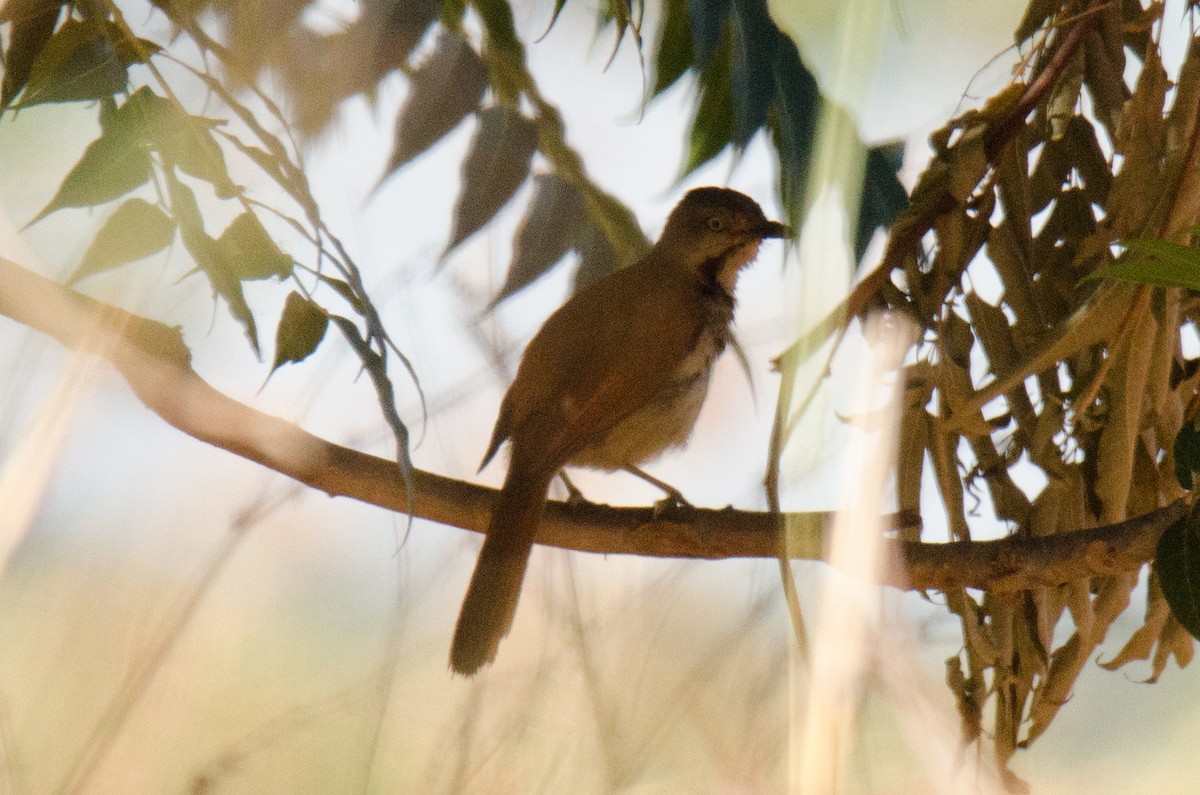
450,465 -> 552,675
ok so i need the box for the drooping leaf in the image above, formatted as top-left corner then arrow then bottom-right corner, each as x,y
117,87 -> 236,197
1155,505 -> 1200,640
270,291 -> 329,373
684,31 -> 735,174
539,0 -> 568,39
317,273 -> 366,314
358,0 -> 441,76
15,18 -> 135,108
1029,134 -> 1072,214
167,172 -> 260,353
1013,0 -> 1058,44
728,0 -> 776,145
1094,238 -> 1200,290
1035,187 -> 1096,250
854,144 -> 909,261
0,0 -> 64,110
445,105 -> 537,256
597,0 -> 643,64
651,0 -> 693,97
384,31 -> 487,176
687,0 -> 731,68
1063,115 -> 1111,205
214,212 -> 293,281
28,125 -> 152,225
1083,24 -> 1131,140
490,174 -> 586,307
770,33 -> 820,223
69,198 -> 176,283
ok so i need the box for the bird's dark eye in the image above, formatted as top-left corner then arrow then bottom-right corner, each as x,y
707,216 -> 723,231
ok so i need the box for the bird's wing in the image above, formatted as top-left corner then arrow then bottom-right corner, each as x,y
501,265 -> 707,469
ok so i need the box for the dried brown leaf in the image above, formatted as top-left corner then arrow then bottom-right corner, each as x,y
1107,41 -> 1167,236
1063,116 -> 1111,207
1083,29 -> 1128,139
948,589 -> 998,666
1161,36 -> 1200,236
1047,48 -> 1085,140
896,390 -> 931,540
945,655 -> 983,742
996,128 -> 1033,247
1099,572 -> 1170,670
1026,632 -> 1081,746
1167,614 -> 1195,670
1094,302 -> 1155,521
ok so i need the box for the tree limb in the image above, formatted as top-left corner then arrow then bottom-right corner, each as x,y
0,256 -> 1185,591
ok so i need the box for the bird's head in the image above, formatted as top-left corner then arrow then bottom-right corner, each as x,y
656,187 -> 791,293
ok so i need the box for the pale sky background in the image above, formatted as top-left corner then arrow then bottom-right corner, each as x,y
0,0 -> 1198,792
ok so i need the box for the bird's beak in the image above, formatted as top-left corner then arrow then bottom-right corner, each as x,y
756,220 -> 792,239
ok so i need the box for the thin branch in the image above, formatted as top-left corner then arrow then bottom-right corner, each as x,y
0,256 -> 1185,592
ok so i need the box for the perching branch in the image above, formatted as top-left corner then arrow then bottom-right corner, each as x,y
0,255 -> 1185,591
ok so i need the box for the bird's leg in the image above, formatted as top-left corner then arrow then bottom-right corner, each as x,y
622,464 -> 693,517
558,471 -> 588,506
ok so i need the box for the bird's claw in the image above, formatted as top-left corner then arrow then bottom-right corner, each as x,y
651,491 -> 694,520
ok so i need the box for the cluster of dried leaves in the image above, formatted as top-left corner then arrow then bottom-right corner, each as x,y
854,0 -> 1200,775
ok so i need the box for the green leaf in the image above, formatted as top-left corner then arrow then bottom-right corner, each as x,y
1156,505 -> 1200,640
855,144 -> 909,261
69,199 -> 176,283
117,88 -> 236,197
16,19 -> 131,108
1175,420 -> 1200,490
316,273 -> 366,314
538,0 -> 569,39
0,0 -> 64,110
216,212 -> 293,281
1093,239 -> 1200,290
597,0 -> 643,64
28,126 -> 153,225
490,174 -> 585,307
684,32 -> 735,174
471,0 -> 526,100
167,172 -> 260,354
445,105 -> 537,256
728,0 -> 776,145
688,0 -> 731,67
651,0 -> 692,97
770,34 -> 820,225
270,291 -> 329,372
383,31 -> 487,176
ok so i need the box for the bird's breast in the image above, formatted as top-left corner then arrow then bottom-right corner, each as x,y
567,300 -> 732,471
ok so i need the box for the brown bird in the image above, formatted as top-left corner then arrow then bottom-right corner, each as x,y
451,186 -> 789,675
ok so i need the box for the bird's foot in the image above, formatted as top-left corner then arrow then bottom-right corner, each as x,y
558,471 -> 590,508
651,489 -> 694,520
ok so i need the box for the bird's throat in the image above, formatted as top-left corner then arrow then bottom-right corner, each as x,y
701,239 -> 762,296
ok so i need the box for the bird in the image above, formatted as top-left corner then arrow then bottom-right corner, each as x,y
450,186 -> 790,675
